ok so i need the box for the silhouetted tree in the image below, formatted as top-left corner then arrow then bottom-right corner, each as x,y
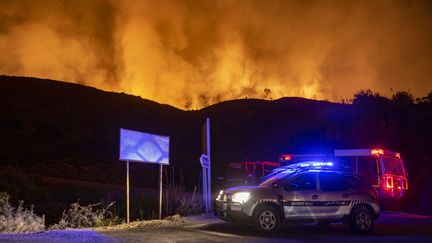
392,91 -> 414,106
264,88 -> 272,99
426,90 -> 432,104
352,89 -> 389,106
352,90 -> 391,121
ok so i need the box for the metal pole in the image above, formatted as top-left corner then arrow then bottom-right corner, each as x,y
206,118 -> 211,213
206,168 -> 211,213
159,163 -> 163,220
202,166 -> 207,213
126,161 -> 130,223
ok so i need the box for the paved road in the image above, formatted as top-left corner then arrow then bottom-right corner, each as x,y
1,212 -> 432,242
103,212 -> 432,242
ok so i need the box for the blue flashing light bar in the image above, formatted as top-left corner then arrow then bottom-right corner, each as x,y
274,161 -> 334,173
297,161 -> 333,167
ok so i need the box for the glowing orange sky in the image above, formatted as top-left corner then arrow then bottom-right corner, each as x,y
1,0 -> 432,109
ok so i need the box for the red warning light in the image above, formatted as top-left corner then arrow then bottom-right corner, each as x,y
395,153 -> 401,158
281,154 -> 292,161
385,177 -> 394,189
371,148 -> 384,156
402,179 -> 408,190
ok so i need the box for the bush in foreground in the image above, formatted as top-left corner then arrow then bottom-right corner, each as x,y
0,192 -> 45,233
175,188 -> 202,216
51,200 -> 121,229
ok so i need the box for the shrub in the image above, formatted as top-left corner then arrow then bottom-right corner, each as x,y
176,197 -> 202,216
0,192 -> 45,233
164,167 -> 202,216
0,192 -> 7,207
175,187 -> 202,216
52,200 -> 120,229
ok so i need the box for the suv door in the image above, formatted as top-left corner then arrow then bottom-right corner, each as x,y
317,172 -> 351,219
280,172 -> 321,220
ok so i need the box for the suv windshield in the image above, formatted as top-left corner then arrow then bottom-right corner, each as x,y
255,168 -> 297,186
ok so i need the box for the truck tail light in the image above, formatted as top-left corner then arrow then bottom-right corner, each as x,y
402,179 -> 408,190
385,177 -> 394,189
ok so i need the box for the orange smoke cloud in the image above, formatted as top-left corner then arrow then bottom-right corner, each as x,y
1,0 -> 432,108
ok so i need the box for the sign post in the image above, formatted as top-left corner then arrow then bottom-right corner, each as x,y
200,154 -> 209,213
119,128 -> 170,222
200,118 -> 211,214
159,163 -> 163,220
126,160 -> 130,223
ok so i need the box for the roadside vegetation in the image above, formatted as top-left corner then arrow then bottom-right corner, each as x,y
0,184 -> 201,233
50,200 -> 121,229
0,192 -> 45,233
0,192 -> 122,233
164,168 -> 202,216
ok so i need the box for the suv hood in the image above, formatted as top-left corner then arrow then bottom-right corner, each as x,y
224,185 -> 268,194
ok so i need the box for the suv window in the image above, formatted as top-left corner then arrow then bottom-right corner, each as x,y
319,172 -> 349,192
343,175 -> 364,189
285,173 -> 316,191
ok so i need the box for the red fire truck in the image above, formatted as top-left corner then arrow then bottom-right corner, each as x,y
222,161 -> 280,187
279,148 -> 409,202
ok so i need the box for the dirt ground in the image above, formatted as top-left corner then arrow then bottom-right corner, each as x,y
1,212 -> 432,242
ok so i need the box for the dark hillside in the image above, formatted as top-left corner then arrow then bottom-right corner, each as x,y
0,76 -> 203,187
1,76 -> 356,187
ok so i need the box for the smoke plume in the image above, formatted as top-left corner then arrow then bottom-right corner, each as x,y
1,0 -> 431,108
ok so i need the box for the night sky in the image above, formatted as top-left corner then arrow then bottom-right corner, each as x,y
1,0 -> 431,108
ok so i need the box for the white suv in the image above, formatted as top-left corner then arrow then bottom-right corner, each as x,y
215,164 -> 380,233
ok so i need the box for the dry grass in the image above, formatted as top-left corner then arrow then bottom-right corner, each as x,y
164,167 -> 202,216
0,192 -> 45,233
97,214 -> 186,231
50,200 -> 121,229
175,187 -> 202,216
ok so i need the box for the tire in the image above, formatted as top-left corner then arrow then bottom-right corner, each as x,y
349,206 -> 374,233
253,205 -> 280,232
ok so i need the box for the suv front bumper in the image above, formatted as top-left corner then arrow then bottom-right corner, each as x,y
214,200 -> 251,223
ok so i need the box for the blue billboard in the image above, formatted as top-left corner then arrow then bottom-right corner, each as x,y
119,128 -> 170,164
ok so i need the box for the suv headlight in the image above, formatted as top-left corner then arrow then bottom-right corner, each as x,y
216,190 -> 224,200
231,192 -> 251,204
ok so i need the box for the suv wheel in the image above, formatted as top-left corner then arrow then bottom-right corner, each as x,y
349,207 -> 374,233
253,205 -> 280,232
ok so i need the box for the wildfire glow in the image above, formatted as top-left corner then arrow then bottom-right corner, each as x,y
0,0 -> 431,109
